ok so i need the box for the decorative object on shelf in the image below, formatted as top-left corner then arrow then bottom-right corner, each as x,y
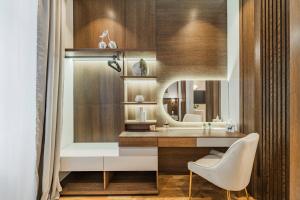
108,39 -> 117,49
226,120 -> 236,132
135,107 -> 147,122
98,32 -> 107,49
135,95 -> 145,103
107,55 -> 121,72
213,115 -> 222,122
132,59 -> 148,76
140,59 -> 148,76
98,29 -> 118,49
149,125 -> 156,131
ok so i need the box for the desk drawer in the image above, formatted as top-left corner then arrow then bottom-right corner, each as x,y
197,138 -> 238,147
60,157 -> 103,171
104,156 -> 158,171
119,137 -> 158,147
158,138 -> 197,147
119,147 -> 158,156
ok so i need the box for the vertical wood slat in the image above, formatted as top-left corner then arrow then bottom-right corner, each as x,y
260,0 -> 288,199
266,0 -> 288,199
240,0 -> 289,199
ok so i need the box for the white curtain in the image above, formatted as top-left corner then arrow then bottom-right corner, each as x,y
0,0 -> 37,200
36,0 -> 63,199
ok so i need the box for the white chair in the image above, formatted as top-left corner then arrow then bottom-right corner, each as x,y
188,133 -> 259,200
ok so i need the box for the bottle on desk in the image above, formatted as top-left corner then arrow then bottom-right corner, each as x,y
163,120 -> 169,128
226,120 -> 236,133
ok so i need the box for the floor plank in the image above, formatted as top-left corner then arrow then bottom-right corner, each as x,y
60,175 -> 255,200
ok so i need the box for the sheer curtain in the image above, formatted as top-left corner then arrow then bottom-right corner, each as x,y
36,0 -> 64,199
0,0 -> 37,200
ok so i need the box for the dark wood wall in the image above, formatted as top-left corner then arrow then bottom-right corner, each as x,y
73,0 -> 156,49
156,0 -> 227,77
74,0 -> 125,48
73,0 -> 228,137
240,0 -> 291,199
156,0 -> 227,126
125,0 -> 156,50
73,62 -> 124,142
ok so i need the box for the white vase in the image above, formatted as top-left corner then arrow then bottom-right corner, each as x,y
132,62 -> 142,76
135,95 -> 145,103
108,40 -> 117,49
136,107 -> 147,122
98,40 -> 107,49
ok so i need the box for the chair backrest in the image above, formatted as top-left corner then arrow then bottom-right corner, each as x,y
213,133 -> 259,191
182,114 -> 202,122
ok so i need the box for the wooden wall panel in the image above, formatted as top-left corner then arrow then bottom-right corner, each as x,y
289,0 -> 300,198
240,0 -> 290,199
125,0 -> 156,50
156,0 -> 227,69
155,0 -> 228,126
73,0 -> 125,48
74,62 -> 124,142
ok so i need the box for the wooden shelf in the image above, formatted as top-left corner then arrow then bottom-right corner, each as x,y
122,102 -> 157,105
125,120 -> 157,125
61,171 -> 158,196
65,48 -> 156,53
121,75 -> 157,80
65,48 -> 156,59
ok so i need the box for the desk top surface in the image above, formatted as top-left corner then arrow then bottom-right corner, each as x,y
119,128 -> 245,138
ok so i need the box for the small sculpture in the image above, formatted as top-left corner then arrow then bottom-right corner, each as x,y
98,34 -> 107,49
131,59 -> 148,76
98,29 -> 118,49
140,59 -> 148,76
135,95 -> 145,103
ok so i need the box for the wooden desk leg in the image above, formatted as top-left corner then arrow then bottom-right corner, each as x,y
189,171 -> 193,200
156,171 -> 159,192
103,171 -> 113,190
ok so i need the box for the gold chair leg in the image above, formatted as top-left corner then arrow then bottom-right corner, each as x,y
189,171 -> 193,200
227,190 -> 231,200
245,188 -> 250,200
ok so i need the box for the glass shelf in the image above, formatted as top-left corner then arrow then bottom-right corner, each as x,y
120,76 -> 157,81
125,120 -> 157,125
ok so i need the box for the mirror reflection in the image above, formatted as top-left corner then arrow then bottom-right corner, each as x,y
163,80 -> 228,122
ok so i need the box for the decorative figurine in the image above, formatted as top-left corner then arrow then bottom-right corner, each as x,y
98,29 -> 117,49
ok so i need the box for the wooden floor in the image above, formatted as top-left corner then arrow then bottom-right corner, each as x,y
60,175 -> 254,200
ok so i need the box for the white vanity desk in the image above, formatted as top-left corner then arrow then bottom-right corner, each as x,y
60,128 -> 244,195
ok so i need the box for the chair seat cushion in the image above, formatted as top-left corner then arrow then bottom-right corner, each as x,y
194,155 -> 221,168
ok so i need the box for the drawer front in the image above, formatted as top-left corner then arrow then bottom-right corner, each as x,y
119,147 -> 158,156
158,138 -> 197,147
119,137 -> 158,147
60,157 -> 103,171
197,138 -> 238,147
104,156 -> 158,171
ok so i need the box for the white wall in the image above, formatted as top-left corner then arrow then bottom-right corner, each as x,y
220,81 -> 229,121
227,0 -> 240,128
0,0 -> 37,199
61,60 -> 74,148
61,0 -> 74,148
